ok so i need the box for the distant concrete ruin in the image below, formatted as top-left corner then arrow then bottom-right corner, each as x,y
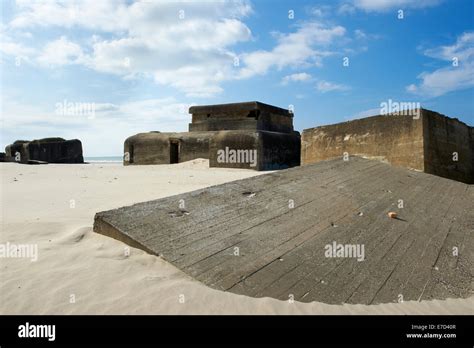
4,138 -> 84,164
124,101 -> 301,170
302,109 -> 473,184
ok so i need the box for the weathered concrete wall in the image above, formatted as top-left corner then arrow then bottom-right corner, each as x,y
259,131 -> 300,170
124,132 -> 171,165
5,140 -> 29,162
25,138 -> 83,163
209,130 -> 300,170
301,109 -> 473,184
209,131 -> 260,170
5,138 -> 83,163
301,114 -> 425,171
176,132 -> 214,162
124,131 -> 214,165
189,118 -> 258,132
189,101 -> 294,133
258,111 -> 294,133
422,110 -> 473,184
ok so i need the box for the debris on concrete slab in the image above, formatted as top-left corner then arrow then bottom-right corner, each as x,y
94,157 -> 473,304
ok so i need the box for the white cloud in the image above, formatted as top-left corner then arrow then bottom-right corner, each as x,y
87,16 -> 251,97
406,84 -> 418,93
4,2 -> 354,98
5,0 -> 253,97
316,80 -> 350,93
407,32 -> 474,97
0,40 -> 35,58
9,1 -> 252,46
238,22 -> 346,78
0,26 -> 36,60
282,74 -> 350,94
37,36 -> 85,67
281,72 -> 312,85
307,5 -> 331,17
424,32 -> 474,61
338,3 -> 356,15
354,29 -> 367,40
342,0 -> 442,12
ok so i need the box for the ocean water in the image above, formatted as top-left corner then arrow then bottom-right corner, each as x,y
84,156 -> 123,163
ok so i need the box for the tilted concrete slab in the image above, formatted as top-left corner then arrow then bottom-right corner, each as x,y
93,157 -> 473,304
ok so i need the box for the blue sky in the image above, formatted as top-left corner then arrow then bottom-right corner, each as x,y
1,0 -> 473,156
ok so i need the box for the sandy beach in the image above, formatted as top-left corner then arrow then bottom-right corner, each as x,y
0,160 -> 472,315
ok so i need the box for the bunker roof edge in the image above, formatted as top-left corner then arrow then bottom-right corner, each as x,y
189,101 -> 293,117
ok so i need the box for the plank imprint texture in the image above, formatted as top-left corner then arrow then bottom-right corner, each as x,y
93,157 -> 473,304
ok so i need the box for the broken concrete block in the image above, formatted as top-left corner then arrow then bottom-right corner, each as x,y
5,138 -> 84,164
301,109 -> 474,184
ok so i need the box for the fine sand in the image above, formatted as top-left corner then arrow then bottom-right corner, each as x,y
0,159 -> 472,314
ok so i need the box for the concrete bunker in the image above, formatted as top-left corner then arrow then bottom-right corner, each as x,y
4,138 -> 84,164
124,101 -> 301,170
301,109 -> 473,184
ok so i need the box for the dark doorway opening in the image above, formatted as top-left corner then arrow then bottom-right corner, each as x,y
170,141 -> 179,164
247,110 -> 260,120
129,145 -> 134,164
